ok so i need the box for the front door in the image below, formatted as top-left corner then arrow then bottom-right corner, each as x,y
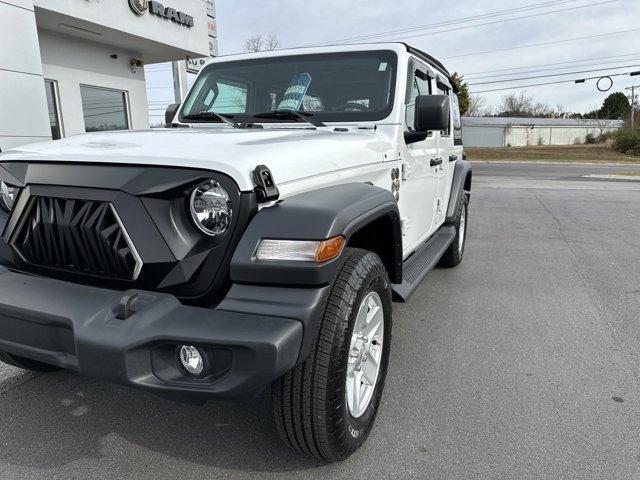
399,60 -> 440,256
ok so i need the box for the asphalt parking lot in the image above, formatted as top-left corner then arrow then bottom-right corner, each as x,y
1,161 -> 640,479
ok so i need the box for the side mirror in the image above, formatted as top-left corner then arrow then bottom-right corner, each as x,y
405,95 -> 450,144
165,103 -> 180,126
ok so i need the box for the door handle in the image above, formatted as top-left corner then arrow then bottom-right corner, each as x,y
449,155 -> 458,162
430,157 -> 443,167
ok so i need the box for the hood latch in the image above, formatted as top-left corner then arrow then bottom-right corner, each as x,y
253,165 -> 280,203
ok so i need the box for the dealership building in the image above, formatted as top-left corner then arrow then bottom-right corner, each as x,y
1,0 -> 215,151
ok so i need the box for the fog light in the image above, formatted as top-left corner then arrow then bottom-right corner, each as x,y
179,345 -> 205,376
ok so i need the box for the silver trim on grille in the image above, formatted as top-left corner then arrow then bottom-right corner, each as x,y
109,204 -> 144,281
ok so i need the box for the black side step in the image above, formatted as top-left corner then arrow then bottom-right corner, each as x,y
392,225 -> 456,302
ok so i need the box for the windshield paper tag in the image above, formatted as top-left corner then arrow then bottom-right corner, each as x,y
277,73 -> 312,111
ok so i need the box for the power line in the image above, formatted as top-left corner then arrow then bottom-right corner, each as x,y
443,27 -> 640,59
468,63 -> 640,86
467,59 -> 640,82
381,0 -> 618,43
309,0 -> 583,46
464,53 -> 640,78
471,71 -> 637,93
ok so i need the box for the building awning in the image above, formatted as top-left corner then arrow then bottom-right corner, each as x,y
34,1 -> 209,64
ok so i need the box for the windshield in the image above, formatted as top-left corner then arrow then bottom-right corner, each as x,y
180,50 -> 398,124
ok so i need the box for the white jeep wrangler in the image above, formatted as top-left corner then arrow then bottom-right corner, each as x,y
0,42 -> 471,462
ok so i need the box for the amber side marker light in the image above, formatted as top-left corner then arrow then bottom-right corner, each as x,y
255,236 -> 345,263
315,236 -> 345,263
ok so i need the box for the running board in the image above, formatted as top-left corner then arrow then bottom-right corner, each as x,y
392,225 -> 456,302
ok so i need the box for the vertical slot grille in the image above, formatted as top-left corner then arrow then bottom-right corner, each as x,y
12,197 -> 142,280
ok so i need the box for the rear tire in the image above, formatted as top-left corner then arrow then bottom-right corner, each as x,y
272,248 -> 392,462
0,351 -> 61,372
439,194 -> 468,268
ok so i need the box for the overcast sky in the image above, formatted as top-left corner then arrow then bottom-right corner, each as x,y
146,0 -> 640,120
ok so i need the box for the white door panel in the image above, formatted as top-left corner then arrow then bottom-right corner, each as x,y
435,133 -> 452,226
399,135 -> 439,255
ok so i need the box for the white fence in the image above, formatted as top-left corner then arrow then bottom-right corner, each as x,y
461,117 -> 623,147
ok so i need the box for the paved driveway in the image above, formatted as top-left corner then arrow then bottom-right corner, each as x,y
1,162 -> 640,479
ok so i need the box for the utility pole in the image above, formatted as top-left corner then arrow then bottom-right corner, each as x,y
626,84 -> 638,128
633,85 -> 636,128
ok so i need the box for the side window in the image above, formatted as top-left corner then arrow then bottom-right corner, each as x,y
436,81 -> 452,136
451,93 -> 462,143
202,79 -> 248,114
406,69 -> 431,131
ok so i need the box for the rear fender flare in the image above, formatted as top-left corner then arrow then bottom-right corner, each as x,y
446,160 -> 472,223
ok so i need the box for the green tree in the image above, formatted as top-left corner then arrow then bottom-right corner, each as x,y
598,92 -> 630,119
450,73 -> 470,116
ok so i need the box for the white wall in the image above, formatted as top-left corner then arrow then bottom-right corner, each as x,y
33,0 -> 209,61
463,124 -> 621,147
461,126 -> 503,148
39,31 -> 150,137
505,126 -> 619,147
0,0 -> 51,151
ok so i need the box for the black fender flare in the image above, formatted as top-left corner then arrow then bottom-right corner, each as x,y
446,160 -> 472,223
230,183 -> 402,286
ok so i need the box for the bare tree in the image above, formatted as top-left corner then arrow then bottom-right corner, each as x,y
244,35 -> 281,52
466,94 -> 486,117
244,35 -> 263,53
482,105 -> 495,117
264,35 -> 281,51
497,91 -> 560,118
531,101 -> 551,118
498,91 -> 533,117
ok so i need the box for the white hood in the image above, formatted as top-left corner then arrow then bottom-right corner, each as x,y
0,128 -> 394,193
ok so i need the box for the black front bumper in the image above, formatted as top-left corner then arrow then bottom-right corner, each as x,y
0,265 -> 310,400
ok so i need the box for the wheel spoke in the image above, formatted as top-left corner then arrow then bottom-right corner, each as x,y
365,309 -> 384,340
366,300 -> 380,325
354,302 -> 369,335
351,371 -> 363,412
361,352 -> 379,385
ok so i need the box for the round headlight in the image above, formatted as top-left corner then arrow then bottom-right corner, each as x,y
0,179 -> 15,212
189,180 -> 232,236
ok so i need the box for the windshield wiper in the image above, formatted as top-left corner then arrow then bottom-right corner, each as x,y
182,111 -> 241,128
252,109 -> 326,128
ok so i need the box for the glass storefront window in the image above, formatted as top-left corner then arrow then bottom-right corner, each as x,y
44,80 -> 61,140
80,85 -> 129,132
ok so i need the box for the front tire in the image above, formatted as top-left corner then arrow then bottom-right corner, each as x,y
0,351 -> 61,372
272,248 -> 392,462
